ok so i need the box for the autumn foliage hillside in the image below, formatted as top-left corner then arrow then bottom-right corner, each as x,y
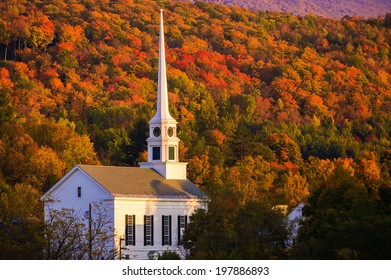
185,0 -> 391,19
0,0 -> 391,259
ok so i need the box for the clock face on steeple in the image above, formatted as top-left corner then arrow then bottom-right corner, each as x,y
167,127 -> 174,137
153,127 -> 161,137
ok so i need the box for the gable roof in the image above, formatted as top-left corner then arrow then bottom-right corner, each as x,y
78,165 -> 206,199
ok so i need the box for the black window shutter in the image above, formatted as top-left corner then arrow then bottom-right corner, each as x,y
151,215 -> 154,246
169,215 -> 172,246
144,215 -> 147,246
125,215 -> 129,246
162,215 -> 165,245
132,215 -> 136,246
178,215 -> 187,245
177,216 -> 180,245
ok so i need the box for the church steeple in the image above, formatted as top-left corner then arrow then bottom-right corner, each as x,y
150,9 -> 176,125
139,9 -> 187,180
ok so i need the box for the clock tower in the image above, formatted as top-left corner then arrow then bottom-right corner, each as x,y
139,10 -> 188,180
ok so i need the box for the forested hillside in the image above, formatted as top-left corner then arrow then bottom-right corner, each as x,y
0,0 -> 391,259
185,0 -> 391,19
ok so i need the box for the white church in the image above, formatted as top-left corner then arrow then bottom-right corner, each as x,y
42,10 -> 206,260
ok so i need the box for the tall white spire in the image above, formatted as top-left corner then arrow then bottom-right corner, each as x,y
139,9 -> 187,180
150,9 -> 176,124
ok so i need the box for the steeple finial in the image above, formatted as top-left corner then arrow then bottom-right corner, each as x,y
150,9 -> 175,124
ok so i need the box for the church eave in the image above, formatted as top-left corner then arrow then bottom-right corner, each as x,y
112,193 -> 205,200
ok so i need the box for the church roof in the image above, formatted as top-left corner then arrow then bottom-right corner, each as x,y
78,165 -> 206,199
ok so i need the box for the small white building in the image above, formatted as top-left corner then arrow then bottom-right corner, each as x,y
42,10 -> 206,260
286,202 -> 305,247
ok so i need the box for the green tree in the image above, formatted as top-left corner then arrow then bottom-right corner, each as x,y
234,201 -> 288,259
157,250 -> 181,260
184,187 -> 239,259
294,166 -> 391,259
0,183 -> 44,259
184,183 -> 288,259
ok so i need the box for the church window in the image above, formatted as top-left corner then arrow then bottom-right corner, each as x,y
77,186 -> 81,198
162,215 -> 172,246
177,215 -> 187,245
168,146 -> 175,160
144,215 -> 154,246
152,147 -> 161,160
125,215 -> 136,246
